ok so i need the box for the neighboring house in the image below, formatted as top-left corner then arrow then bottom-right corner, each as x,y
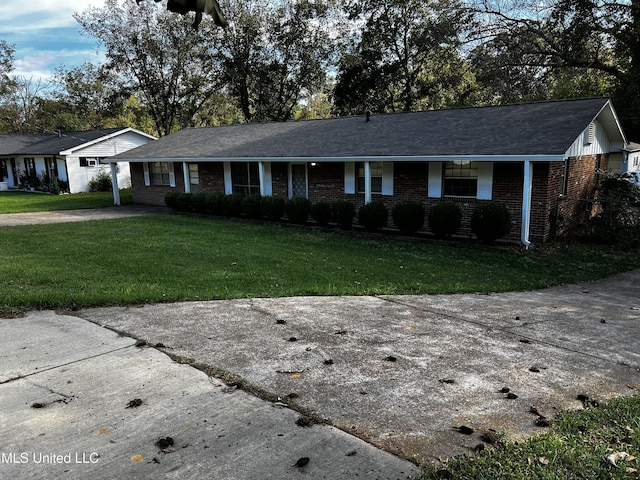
108,98 -> 627,246
622,142 -> 640,184
0,128 -> 156,194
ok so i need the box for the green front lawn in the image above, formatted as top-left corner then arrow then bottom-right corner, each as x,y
0,189 -> 132,213
1,214 -> 638,316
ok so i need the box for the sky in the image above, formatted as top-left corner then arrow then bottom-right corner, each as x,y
0,0 -> 108,82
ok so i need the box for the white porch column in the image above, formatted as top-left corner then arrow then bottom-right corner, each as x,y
183,162 -> 191,193
364,161 -> 372,204
110,163 -> 120,206
521,160 -> 533,249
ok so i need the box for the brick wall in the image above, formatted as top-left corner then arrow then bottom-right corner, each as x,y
130,163 -> 185,205
129,158 -> 605,245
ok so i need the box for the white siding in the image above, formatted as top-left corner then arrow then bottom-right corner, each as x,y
564,120 -> 610,158
66,131 -> 152,193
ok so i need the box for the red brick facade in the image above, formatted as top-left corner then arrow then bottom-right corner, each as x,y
129,156 -> 606,244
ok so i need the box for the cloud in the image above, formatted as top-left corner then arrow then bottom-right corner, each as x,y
0,0 -> 109,80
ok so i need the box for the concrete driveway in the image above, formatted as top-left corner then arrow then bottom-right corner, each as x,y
78,269 -> 640,466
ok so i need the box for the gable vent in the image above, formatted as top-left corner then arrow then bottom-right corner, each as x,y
584,122 -> 596,146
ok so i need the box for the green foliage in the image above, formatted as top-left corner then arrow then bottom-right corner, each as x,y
1,215 -> 639,316
224,193 -> 244,217
241,193 -> 263,219
285,197 -> 311,224
164,192 -> 179,209
470,202 -> 512,243
580,176 -> 640,249
392,201 -> 426,234
0,190 -> 131,213
331,200 -> 356,229
334,0 -> 475,114
428,202 -> 462,238
261,196 -> 286,221
422,395 -> 640,480
88,170 -> 113,192
357,201 -> 388,232
310,201 -> 332,226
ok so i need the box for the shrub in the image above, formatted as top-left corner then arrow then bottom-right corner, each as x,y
331,201 -> 356,229
88,170 -> 113,192
470,202 -> 512,243
190,192 -> 209,214
242,194 -> 263,219
428,202 -> 462,238
224,193 -> 244,217
206,192 -> 228,215
261,196 -> 286,221
358,202 -> 388,232
392,201 -> 426,234
285,197 -> 311,224
165,192 -> 179,209
310,202 -> 332,226
175,192 -> 192,212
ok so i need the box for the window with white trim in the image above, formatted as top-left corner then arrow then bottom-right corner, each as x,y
357,162 -> 383,194
231,162 -> 260,196
444,161 -> 478,197
149,162 -> 172,185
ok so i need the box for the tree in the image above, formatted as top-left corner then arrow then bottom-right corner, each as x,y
333,0 -> 477,115
0,40 -> 16,98
0,76 -> 50,133
75,0 -> 224,136
469,0 -> 640,138
215,0 -> 337,123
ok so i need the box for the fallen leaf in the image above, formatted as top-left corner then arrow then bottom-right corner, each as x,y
131,455 -> 144,462
499,387 -> 510,393
384,356 -> 397,362
627,384 -> 638,390
405,326 -> 417,331
439,378 -> 455,384
608,452 -> 630,467
156,437 -> 174,450
627,467 -> 637,474
453,425 -> 474,435
539,457 -> 549,465
99,428 -> 110,435
126,398 -> 143,409
292,457 -> 310,467
506,393 -> 518,399
324,359 -> 334,365
290,373 -> 302,379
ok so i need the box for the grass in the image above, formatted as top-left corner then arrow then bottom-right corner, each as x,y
1,204 -> 639,479
422,394 -> 640,479
0,213 -> 639,316
0,189 -> 132,213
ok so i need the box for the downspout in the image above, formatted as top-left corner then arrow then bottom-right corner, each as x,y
521,160 -> 533,249
110,162 -> 121,206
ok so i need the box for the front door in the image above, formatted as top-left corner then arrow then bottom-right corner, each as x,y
290,164 -> 307,198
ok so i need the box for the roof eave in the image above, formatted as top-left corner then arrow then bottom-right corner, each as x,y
110,154 -> 565,163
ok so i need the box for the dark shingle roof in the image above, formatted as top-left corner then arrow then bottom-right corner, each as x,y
115,98 -> 613,161
0,128 -> 124,156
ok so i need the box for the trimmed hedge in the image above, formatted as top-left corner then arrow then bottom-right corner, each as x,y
470,202 -> 512,243
286,197 -> 311,224
392,201 -> 426,234
428,202 -> 462,238
331,201 -> 355,229
310,201 -> 332,226
358,202 -> 388,232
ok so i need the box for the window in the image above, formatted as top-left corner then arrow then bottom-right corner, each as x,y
79,157 -> 104,167
357,162 -> 383,194
149,162 -> 172,185
231,162 -> 260,196
444,161 -> 478,197
45,158 -> 58,178
23,158 -> 36,179
0,159 -> 7,180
